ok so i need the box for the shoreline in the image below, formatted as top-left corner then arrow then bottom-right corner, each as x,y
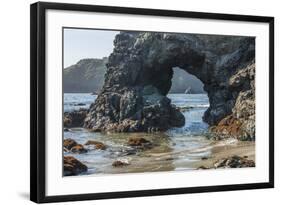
64,129 -> 255,175
63,93 -> 255,175
190,139 -> 255,169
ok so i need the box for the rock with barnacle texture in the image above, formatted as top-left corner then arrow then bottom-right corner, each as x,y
63,156 -> 88,176
213,155 -> 255,168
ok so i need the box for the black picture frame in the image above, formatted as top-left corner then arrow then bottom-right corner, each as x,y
30,1 -> 274,203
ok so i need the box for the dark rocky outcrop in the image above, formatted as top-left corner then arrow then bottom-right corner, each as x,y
64,109 -> 88,128
84,32 -> 255,139
64,156 -> 88,176
210,62 -> 255,140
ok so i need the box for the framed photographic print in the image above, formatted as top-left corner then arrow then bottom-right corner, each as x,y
30,1 -> 274,203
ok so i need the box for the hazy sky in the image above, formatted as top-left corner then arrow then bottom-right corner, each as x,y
64,28 -> 119,67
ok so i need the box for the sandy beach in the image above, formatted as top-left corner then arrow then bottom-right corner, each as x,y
190,139 -> 255,169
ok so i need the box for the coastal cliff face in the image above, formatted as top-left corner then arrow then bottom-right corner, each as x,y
63,58 -> 107,93
84,32 -> 255,140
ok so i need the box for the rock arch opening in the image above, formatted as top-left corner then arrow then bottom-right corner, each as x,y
84,32 -> 255,140
169,67 -> 205,94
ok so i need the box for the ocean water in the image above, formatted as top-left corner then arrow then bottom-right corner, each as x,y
64,93 -> 97,112
64,93 -> 214,175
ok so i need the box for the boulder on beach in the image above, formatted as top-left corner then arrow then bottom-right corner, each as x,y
70,144 -> 88,154
64,138 -> 87,153
64,156 -> 88,176
84,140 -> 107,150
112,159 -> 130,167
63,138 -> 78,150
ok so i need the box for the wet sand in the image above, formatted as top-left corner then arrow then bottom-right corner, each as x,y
79,136 -> 255,175
190,139 -> 255,168
108,138 -> 256,174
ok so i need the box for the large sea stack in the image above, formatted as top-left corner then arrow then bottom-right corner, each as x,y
84,32 -> 255,140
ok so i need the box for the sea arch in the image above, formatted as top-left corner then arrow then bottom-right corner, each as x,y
84,32 -> 255,140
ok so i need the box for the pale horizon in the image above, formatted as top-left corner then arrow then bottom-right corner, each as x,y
63,28 -> 119,68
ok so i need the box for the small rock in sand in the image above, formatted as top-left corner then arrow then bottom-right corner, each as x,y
128,137 -> 152,149
112,159 -> 130,167
84,140 -> 107,150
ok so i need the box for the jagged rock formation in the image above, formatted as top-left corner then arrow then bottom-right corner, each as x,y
210,61 -> 255,140
63,58 -> 107,93
84,32 -> 255,140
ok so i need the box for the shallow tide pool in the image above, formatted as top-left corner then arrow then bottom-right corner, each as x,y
63,93 -> 254,175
